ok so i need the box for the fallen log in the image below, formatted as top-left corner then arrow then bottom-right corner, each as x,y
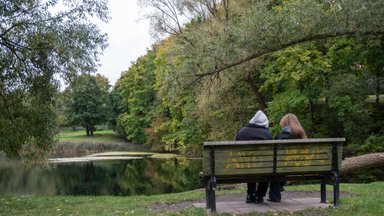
341,152 -> 384,174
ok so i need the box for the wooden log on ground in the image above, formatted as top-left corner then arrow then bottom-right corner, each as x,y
341,152 -> 384,174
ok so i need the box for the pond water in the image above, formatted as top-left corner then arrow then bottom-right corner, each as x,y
0,156 -> 203,196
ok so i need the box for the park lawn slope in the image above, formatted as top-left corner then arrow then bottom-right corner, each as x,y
52,129 -> 150,157
1,182 -> 384,216
57,130 -> 125,143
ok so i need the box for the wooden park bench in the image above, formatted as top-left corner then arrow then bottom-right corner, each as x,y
200,138 -> 345,212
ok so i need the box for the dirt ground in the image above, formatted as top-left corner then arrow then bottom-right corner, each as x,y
150,187 -> 350,212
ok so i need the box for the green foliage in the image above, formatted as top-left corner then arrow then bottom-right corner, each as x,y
343,168 -> 384,183
64,74 -> 111,136
0,0 -> 108,158
320,74 -> 371,142
114,49 -> 157,144
194,73 -> 262,141
356,135 -> 384,155
0,85 -> 58,159
108,87 -> 127,136
149,41 -> 205,154
267,89 -> 309,134
112,0 -> 384,156
259,38 -> 373,142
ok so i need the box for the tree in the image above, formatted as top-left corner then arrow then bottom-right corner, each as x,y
115,48 -> 157,144
140,0 -> 384,84
66,74 -> 110,136
358,37 -> 384,133
0,0 -> 109,158
138,0 -> 228,40
252,37 -> 379,145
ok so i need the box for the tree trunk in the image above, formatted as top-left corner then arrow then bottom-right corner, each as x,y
309,99 -> 315,136
243,75 -> 268,111
341,152 -> 384,174
376,73 -> 381,111
222,0 -> 229,20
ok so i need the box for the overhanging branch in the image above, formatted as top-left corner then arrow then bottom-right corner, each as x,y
194,30 -> 384,78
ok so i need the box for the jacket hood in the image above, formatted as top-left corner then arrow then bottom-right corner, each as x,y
249,110 -> 269,128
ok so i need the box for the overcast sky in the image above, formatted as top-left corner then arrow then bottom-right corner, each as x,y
95,1 -> 153,86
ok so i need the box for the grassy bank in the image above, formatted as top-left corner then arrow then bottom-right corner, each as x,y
1,182 -> 383,216
58,130 -> 124,143
52,130 -> 150,157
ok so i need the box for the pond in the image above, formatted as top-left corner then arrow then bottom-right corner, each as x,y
0,156 -> 203,196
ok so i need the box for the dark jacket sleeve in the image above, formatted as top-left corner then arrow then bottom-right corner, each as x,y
275,126 -> 292,140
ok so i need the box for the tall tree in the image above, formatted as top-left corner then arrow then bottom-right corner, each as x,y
0,0 -> 109,158
115,48 -> 157,144
139,0 -> 213,36
67,74 -> 110,136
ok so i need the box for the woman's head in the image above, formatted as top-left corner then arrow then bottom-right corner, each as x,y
279,113 -> 307,139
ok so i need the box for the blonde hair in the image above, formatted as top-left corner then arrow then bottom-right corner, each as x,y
279,113 -> 308,139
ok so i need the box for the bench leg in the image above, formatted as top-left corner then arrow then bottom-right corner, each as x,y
205,182 -> 210,209
321,179 -> 326,203
207,177 -> 216,212
333,172 -> 340,206
333,181 -> 340,206
209,188 -> 216,212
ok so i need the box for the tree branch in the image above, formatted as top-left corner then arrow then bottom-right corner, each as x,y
194,30 -> 384,78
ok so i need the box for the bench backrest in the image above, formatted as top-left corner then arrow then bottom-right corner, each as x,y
203,138 -> 345,177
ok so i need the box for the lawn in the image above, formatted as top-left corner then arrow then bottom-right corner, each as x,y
52,129 -> 150,157
1,182 -> 383,216
57,129 -> 126,143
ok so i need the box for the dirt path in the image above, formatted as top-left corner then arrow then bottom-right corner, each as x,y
150,190 -> 351,212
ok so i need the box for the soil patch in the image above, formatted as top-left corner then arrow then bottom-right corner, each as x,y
150,190 -> 350,212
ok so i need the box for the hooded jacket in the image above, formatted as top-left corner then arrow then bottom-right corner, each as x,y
236,111 -> 273,141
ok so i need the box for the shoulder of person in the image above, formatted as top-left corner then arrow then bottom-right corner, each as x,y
281,126 -> 292,134
275,126 -> 292,139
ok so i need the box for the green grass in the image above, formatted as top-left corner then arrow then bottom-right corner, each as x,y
1,182 -> 384,216
53,129 -> 149,156
57,130 -> 125,143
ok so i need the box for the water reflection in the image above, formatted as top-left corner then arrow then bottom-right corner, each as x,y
0,157 -> 202,196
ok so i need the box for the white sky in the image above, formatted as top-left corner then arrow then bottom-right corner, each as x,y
95,1 -> 153,86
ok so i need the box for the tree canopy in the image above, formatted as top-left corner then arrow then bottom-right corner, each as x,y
0,0 -> 109,158
63,74 -> 110,136
108,0 -> 384,156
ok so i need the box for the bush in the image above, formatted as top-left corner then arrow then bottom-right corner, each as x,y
342,168 -> 384,183
356,135 -> 384,155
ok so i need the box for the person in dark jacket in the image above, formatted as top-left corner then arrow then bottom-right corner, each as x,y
235,110 -> 273,203
256,113 -> 308,203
